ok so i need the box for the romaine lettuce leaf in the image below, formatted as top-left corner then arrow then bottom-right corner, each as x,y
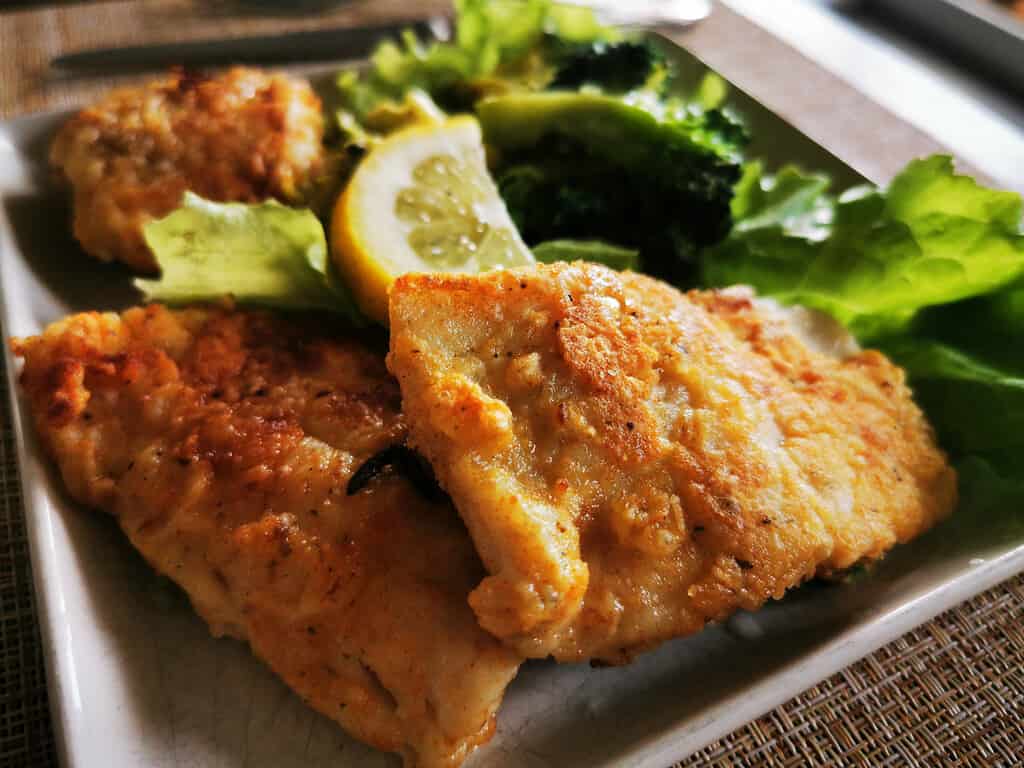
704,156 -> 1024,340
545,3 -> 620,42
879,337 -> 1024,473
877,330 -> 1024,515
729,161 -> 832,237
956,457 -> 1024,526
480,90 -> 747,164
912,281 -> 1024,378
533,239 -> 639,270
693,72 -> 729,111
136,193 -> 364,324
877,257 -> 1024,475
337,0 -> 616,121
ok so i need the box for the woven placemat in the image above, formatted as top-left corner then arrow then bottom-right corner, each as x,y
0,371 -> 58,768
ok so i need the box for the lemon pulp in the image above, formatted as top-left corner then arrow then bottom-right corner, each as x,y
396,154 -> 526,269
331,116 -> 533,324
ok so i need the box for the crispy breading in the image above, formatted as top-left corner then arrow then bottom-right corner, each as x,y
50,68 -> 324,273
388,263 -> 957,663
13,306 -> 520,768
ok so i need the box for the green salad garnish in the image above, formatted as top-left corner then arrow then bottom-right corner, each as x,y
137,193 -> 363,324
335,0 -> 621,122
705,156 -> 1024,339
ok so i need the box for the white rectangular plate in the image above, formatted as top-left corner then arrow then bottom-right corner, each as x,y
2,45 -> 1024,768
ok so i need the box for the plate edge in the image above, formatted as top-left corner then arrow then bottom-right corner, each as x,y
0,125 -> 78,768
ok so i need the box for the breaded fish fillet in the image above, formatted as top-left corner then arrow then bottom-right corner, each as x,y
388,263 -> 957,663
50,68 -> 324,273
13,306 -> 520,768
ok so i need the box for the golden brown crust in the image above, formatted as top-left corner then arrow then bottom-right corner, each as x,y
49,68 -> 324,272
13,305 -> 520,768
387,263 -> 957,663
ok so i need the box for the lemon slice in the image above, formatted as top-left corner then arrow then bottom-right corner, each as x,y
331,115 -> 534,324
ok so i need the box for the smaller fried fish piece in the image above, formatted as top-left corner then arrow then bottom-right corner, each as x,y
388,263 -> 957,663
50,68 -> 325,273
13,305 -> 520,768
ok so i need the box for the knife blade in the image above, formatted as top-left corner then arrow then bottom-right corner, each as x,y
51,16 -> 451,73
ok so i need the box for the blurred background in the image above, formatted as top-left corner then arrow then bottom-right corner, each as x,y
729,0 -> 1024,191
2,0 -> 1020,190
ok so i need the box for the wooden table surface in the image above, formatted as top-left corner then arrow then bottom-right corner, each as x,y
1,2 -> 1022,767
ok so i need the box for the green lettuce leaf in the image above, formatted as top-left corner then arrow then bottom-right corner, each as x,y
912,280 -> 1024,378
877,259 -> 1024,472
481,89 -> 747,163
693,72 -> 729,111
879,337 -> 1024,474
545,3 -> 620,42
956,457 -> 1024,526
729,161 -> 832,237
533,239 -> 639,270
136,193 -> 364,324
337,0 -> 616,121
878,332 -> 1024,515
704,156 -> 1024,340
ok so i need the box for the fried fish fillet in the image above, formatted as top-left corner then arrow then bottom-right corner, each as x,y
13,305 -> 520,768
388,263 -> 957,663
50,67 -> 324,273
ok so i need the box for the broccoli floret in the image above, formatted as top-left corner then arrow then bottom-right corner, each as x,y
480,92 -> 746,285
498,143 -> 738,285
548,40 -> 668,92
